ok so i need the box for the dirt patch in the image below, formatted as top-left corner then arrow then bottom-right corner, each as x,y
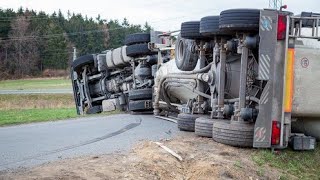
0,133 -> 286,180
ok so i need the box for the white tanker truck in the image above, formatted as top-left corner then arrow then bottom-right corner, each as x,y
71,8 -> 320,150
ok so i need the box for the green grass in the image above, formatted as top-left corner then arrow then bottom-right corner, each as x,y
234,160 -> 243,169
0,78 -> 71,90
0,93 -> 122,126
252,146 -> 320,179
0,108 -> 78,126
0,93 -> 78,126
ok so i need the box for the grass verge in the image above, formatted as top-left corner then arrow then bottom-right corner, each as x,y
0,94 -> 122,126
0,108 -> 78,126
252,146 -> 320,179
0,94 -> 77,126
0,78 -> 71,90
0,94 -> 74,110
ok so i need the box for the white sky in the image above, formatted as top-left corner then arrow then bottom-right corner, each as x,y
0,0 -> 319,31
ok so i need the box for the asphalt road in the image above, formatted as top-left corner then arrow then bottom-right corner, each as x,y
0,114 -> 179,171
0,89 -> 72,94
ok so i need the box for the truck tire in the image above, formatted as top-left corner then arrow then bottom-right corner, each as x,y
180,21 -> 201,39
219,9 -> 260,32
126,44 -> 156,57
128,88 -> 152,100
70,69 -> 81,115
129,100 -> 153,112
195,117 -> 225,138
86,105 -> 102,114
200,16 -> 220,36
177,113 -> 203,132
72,54 -> 95,72
175,35 -> 198,71
124,33 -> 150,46
212,121 -> 254,147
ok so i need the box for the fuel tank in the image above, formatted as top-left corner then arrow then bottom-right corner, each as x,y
97,46 -> 133,70
155,56 -> 242,103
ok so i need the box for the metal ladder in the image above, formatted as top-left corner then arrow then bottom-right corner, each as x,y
289,15 -> 320,40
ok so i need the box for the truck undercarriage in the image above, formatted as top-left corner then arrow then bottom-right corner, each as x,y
71,8 -> 320,150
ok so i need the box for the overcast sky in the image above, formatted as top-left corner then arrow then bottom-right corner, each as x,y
0,0 -> 319,31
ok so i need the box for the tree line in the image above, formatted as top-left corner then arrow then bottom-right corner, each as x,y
0,8 -> 151,79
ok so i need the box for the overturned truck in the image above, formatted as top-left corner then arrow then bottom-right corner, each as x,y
71,8 -> 320,150
71,32 -> 171,114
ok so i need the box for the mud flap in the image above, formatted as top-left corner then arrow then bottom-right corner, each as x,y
254,10 -> 280,148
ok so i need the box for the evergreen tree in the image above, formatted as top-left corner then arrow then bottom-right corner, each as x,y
0,9 -> 16,39
0,7 -> 152,79
43,22 -> 68,69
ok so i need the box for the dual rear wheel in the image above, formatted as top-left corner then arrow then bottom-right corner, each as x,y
128,88 -> 153,112
178,114 -> 254,147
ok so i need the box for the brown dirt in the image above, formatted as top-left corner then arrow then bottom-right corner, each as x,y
0,133 -> 285,180
0,94 -> 74,110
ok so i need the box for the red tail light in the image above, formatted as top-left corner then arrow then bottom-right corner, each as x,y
271,121 -> 281,145
162,38 -> 166,44
277,15 -> 287,40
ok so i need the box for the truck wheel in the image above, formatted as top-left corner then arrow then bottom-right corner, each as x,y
126,44 -> 157,57
124,33 -> 150,46
180,21 -> 202,39
129,100 -> 153,112
175,35 -> 198,71
72,54 -> 95,72
195,117 -> 225,138
86,105 -> 102,114
70,69 -> 81,115
212,121 -> 254,147
219,9 -> 260,32
128,88 -> 152,100
177,113 -> 202,132
200,16 -> 220,36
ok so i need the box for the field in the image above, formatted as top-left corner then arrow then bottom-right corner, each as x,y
0,78 -> 76,126
0,94 -> 75,110
0,93 -> 78,126
0,78 -> 71,90
0,108 -> 77,126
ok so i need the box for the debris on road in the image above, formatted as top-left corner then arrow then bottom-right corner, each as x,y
153,141 -> 183,161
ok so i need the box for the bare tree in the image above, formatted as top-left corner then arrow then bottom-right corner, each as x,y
5,16 -> 40,78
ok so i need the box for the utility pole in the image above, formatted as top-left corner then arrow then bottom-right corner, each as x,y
5,48 -> 7,62
269,0 -> 283,9
73,47 -> 77,61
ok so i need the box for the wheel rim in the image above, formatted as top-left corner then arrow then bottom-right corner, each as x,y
177,39 -> 185,63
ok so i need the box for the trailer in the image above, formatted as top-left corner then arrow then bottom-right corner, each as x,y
153,8 -> 320,150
